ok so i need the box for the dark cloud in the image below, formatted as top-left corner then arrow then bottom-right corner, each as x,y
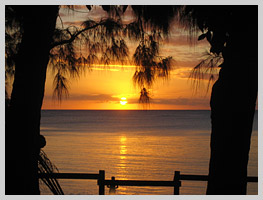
152,97 -> 209,106
65,94 -> 141,105
44,94 -> 209,108
68,94 -> 119,102
70,94 -> 142,105
171,67 -> 219,81
163,34 -> 209,48
124,98 -> 140,104
44,93 -> 119,102
58,6 -> 107,29
44,89 -> 141,104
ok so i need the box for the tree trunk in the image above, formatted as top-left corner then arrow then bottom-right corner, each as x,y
206,6 -> 258,194
5,6 -> 59,194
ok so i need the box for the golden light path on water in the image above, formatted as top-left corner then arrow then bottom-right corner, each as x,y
119,136 -> 127,167
117,136 -> 128,193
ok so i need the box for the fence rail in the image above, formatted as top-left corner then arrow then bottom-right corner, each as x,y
179,174 -> 258,182
38,170 -> 258,195
103,180 -> 178,186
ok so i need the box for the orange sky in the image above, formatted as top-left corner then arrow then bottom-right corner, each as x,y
42,6 -> 215,110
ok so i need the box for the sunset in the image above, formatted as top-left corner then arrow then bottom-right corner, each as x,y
38,5 -> 213,111
5,5 -> 258,196
42,62 -> 213,110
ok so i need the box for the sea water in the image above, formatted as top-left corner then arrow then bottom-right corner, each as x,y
40,110 -> 258,195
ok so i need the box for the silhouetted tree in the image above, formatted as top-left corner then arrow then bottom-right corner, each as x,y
5,5 -> 176,194
206,6 -> 257,195
5,5 -> 60,194
179,5 -> 258,194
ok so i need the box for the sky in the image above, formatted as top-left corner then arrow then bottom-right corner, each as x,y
42,5 -> 216,110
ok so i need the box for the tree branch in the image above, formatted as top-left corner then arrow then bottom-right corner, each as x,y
50,22 -> 105,49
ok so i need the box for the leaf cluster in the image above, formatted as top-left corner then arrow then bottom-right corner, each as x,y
49,16 -> 131,99
5,6 -> 23,98
179,5 -> 232,55
190,51 -> 223,93
38,150 -> 64,195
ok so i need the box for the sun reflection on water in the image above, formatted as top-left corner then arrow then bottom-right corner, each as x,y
119,136 -> 127,157
118,136 -> 127,173
120,136 -> 127,143
120,145 -> 127,155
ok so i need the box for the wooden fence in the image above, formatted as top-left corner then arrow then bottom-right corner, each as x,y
38,170 -> 258,195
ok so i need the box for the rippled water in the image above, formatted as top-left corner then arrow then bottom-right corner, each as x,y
40,110 -> 258,195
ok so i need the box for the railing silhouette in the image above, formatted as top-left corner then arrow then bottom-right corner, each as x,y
38,170 -> 258,195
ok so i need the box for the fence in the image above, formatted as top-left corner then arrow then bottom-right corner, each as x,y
38,170 -> 258,195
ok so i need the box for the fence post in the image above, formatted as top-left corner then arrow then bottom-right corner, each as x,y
173,171 -> 181,195
108,176 -> 118,194
98,170 -> 105,195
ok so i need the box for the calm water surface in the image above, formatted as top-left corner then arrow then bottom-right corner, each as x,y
40,110 -> 258,195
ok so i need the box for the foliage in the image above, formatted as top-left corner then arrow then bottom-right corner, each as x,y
178,5 -> 230,55
38,150 -> 64,195
5,6 -> 22,95
189,52 -> 223,93
177,6 -> 230,90
139,88 -> 150,104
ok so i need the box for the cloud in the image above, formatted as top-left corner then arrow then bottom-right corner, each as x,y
44,93 -> 210,108
169,67 -> 219,85
91,67 -> 120,72
163,33 -> 209,48
152,97 -> 209,107
89,65 -> 136,72
170,68 -> 191,79
123,98 -> 140,104
68,94 -> 143,106
68,94 -> 119,102
44,93 -> 120,102
58,6 -> 108,29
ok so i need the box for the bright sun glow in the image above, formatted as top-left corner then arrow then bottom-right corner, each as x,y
120,97 -> 128,105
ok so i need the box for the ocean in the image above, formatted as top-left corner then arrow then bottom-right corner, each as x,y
40,110 -> 258,195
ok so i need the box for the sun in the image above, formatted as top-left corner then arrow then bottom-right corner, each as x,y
120,97 -> 128,105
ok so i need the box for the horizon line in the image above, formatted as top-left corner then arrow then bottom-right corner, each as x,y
41,109 -> 211,111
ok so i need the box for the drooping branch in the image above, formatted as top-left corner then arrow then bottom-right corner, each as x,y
189,51 -> 223,93
49,17 -> 129,100
139,88 -> 150,104
52,70 -> 69,101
